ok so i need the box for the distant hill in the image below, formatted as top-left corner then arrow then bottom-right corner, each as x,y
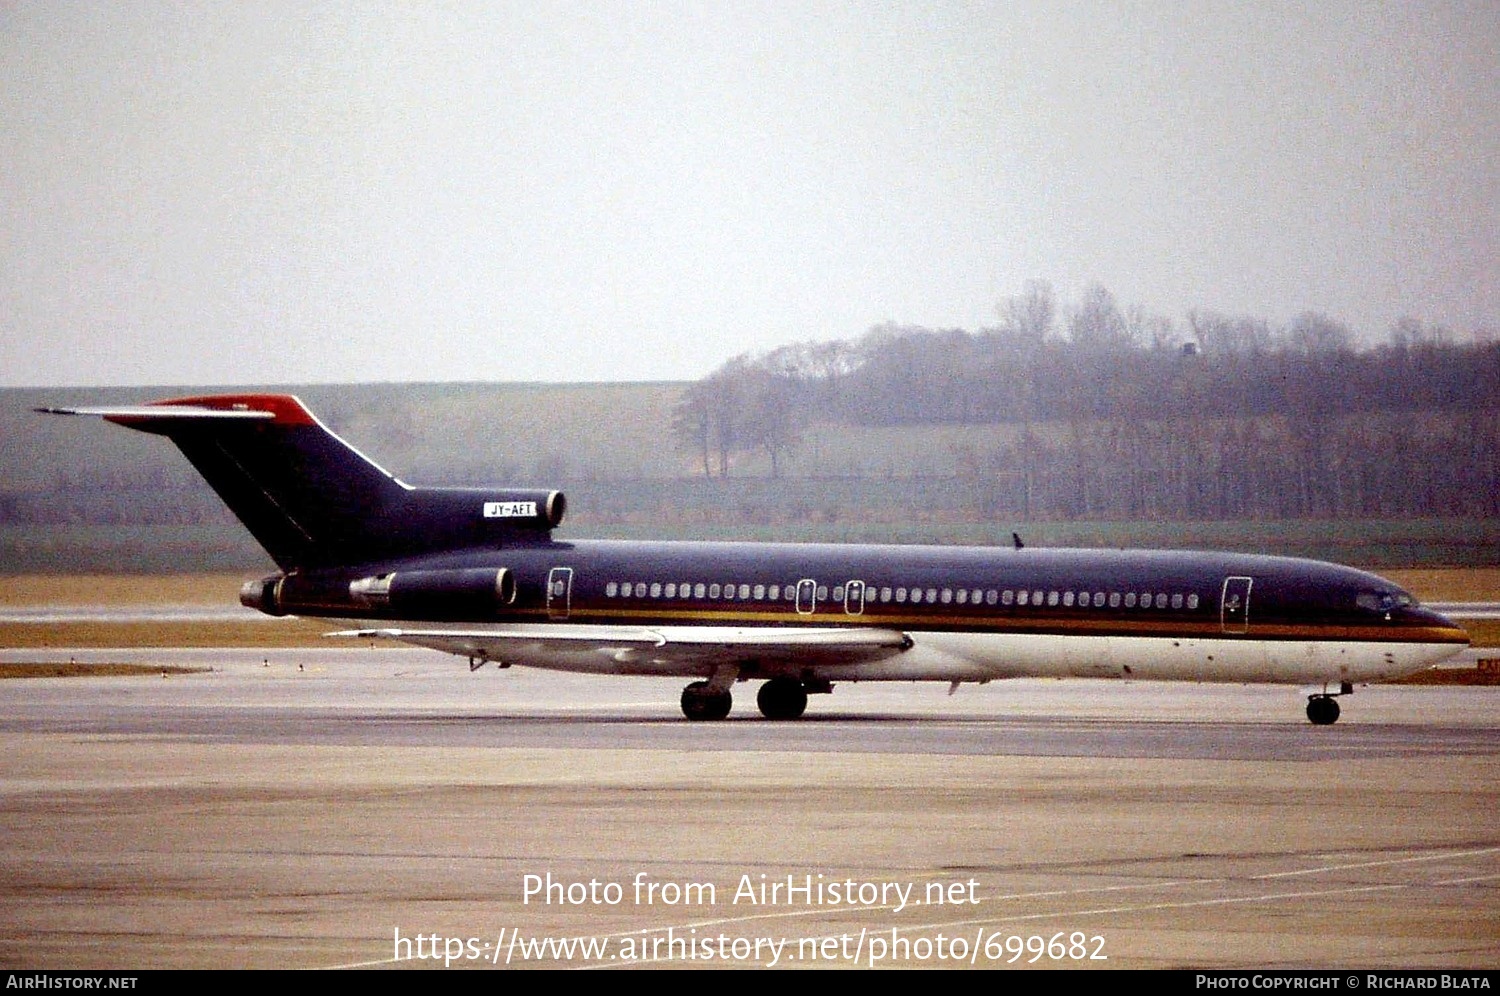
3,383 -> 1497,572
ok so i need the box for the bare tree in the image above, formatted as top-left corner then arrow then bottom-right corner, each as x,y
1067,283 -> 1132,350
996,279 -> 1056,346
1186,309 -> 1274,354
1285,311 -> 1353,354
670,381 -> 715,477
673,353 -> 804,478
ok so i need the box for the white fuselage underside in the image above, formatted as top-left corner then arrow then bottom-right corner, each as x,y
330,620 -> 1464,686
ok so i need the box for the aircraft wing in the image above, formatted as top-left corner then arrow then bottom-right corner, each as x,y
328,624 -> 913,669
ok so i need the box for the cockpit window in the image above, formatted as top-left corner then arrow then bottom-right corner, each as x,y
1356,590 -> 1417,613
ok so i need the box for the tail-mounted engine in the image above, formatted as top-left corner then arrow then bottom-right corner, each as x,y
240,567 -> 518,620
348,568 -> 517,617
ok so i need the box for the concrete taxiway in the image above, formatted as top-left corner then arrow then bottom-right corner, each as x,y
0,647 -> 1496,970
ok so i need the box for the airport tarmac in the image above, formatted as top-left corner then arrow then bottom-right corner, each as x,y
0,647 -> 1496,970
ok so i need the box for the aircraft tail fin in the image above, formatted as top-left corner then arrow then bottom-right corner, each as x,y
40,394 -> 563,570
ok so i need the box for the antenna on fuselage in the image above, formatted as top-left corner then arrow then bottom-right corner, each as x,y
1012,532 -> 1025,550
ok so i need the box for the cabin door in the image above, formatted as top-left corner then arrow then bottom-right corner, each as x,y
547,567 -> 573,620
1221,576 -> 1252,635
795,578 -> 817,615
844,580 -> 865,616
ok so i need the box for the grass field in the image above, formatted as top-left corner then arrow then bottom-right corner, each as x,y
1382,568 -> 1500,601
0,573 -> 254,605
0,662 -> 210,678
0,619 -> 332,648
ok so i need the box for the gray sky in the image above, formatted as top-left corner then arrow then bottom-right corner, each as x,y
3,2 -> 1496,386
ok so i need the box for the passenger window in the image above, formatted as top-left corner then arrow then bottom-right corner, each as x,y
833,585 -> 845,601
709,584 -> 721,598
1155,593 -> 1167,609
694,583 -> 707,598
1171,593 -> 1183,609
1018,590 -> 1029,606
956,589 -> 968,604
1002,590 -> 1014,605
895,587 -> 907,602
941,588 -> 953,604
606,582 -> 618,597
816,586 -> 828,600
738,584 -> 750,599
1187,593 -> 1199,610
880,587 -> 892,602
1047,591 -> 1059,606
1109,592 -> 1121,608
1064,591 -> 1075,607
1125,593 -> 1136,608
665,583 -> 676,598
650,583 -> 662,598
753,584 -> 765,599
986,590 -> 997,605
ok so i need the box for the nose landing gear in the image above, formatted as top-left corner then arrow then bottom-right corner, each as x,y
1306,681 -> 1355,725
1306,695 -> 1340,725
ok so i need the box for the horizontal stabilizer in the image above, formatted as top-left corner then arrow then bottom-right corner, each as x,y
36,404 -> 275,421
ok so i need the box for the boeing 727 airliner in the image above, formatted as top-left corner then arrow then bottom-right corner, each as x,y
42,393 -> 1469,724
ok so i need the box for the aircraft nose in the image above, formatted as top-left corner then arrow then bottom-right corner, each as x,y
1400,605 -> 1470,646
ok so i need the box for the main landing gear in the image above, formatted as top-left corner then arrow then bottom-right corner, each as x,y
756,677 -> 808,720
681,681 -> 732,721
679,676 -> 824,721
1306,681 -> 1355,726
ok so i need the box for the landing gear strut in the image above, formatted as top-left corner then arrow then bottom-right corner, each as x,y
756,677 -> 808,720
1306,681 -> 1354,725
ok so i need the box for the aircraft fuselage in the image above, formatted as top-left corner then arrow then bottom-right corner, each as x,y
247,538 -> 1467,688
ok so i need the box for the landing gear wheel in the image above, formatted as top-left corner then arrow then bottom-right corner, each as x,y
681,681 -> 732,721
1306,695 -> 1340,726
757,677 -> 809,720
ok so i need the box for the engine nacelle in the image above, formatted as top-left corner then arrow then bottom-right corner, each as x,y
349,567 -> 517,618
475,489 -> 566,530
239,574 -> 286,616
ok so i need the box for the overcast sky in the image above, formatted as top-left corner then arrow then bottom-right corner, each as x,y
3,2 -> 1495,386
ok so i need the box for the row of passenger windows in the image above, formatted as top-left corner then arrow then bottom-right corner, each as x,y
602,580 -> 1200,611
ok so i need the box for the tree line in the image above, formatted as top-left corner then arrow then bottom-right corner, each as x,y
672,281 -> 1500,520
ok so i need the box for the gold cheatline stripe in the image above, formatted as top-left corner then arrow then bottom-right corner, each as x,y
300,601 -> 1467,644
